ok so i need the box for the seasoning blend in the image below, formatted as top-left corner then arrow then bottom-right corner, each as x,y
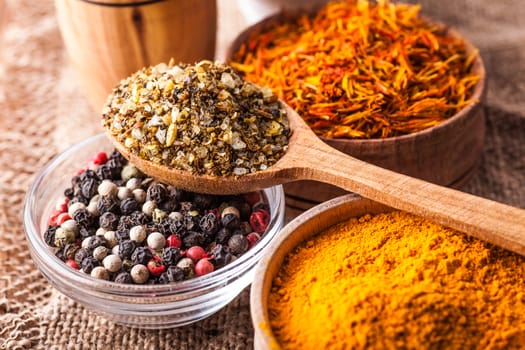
102,60 -> 290,177
267,210 -> 525,349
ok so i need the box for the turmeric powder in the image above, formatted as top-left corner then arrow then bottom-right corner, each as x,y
268,211 -> 525,349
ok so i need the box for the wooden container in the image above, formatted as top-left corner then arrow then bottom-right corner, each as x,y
226,11 -> 487,211
251,195 -> 391,349
55,0 -> 217,112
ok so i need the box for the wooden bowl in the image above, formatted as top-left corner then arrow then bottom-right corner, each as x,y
55,0 -> 217,112
250,194 -> 391,349
225,11 -> 487,211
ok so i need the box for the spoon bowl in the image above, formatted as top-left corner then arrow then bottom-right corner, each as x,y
107,102 -> 525,257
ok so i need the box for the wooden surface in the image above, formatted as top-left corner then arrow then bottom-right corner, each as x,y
55,0 -> 217,111
251,196 -> 392,349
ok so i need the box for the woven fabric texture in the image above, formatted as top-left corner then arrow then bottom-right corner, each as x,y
0,0 -> 523,349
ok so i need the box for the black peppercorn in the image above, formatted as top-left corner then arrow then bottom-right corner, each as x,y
115,228 -> 130,242
216,227 -> 232,245
118,239 -> 136,259
162,247 -> 182,266
146,183 -> 167,203
73,208 -> 95,228
182,231 -> 205,248
170,188 -> 190,202
81,256 -> 100,274
55,247 -> 66,261
120,197 -> 139,215
69,195 -> 89,206
221,213 -> 241,230
44,226 -> 57,247
183,214 -> 200,231
97,195 -> 119,214
227,234 -> 249,255
210,244 -> 233,268
63,243 -> 80,260
131,246 -> 153,265
78,227 -> 96,240
199,213 -> 219,235
160,199 -> 179,213
74,248 -> 91,266
96,162 -> 120,180
108,149 -> 127,168
81,178 -> 99,199
114,271 -> 133,284
86,235 -> 107,250
99,211 -> 119,230
192,194 -> 215,209
64,187 -> 74,199
159,266 -> 185,283
129,210 -> 149,226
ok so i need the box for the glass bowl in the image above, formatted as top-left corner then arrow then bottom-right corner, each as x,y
23,133 -> 286,329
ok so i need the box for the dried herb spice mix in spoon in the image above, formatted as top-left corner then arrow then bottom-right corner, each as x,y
231,0 -> 480,139
102,60 -> 290,176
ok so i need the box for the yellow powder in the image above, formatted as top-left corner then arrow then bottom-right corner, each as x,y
268,211 -> 525,349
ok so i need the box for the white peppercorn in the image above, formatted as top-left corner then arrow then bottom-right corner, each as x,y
221,206 -> 240,219
103,254 -> 122,272
117,186 -> 133,200
126,177 -> 142,191
87,196 -> 101,216
68,202 -> 86,218
54,227 -> 76,248
111,244 -> 120,256
129,225 -> 147,243
61,219 -> 79,234
121,164 -> 142,182
147,232 -> 166,250
104,230 -> 118,248
176,257 -> 194,271
90,266 -> 110,280
93,245 -> 108,261
169,211 -> 184,221
81,237 -> 92,249
96,227 -> 106,236
98,180 -> 118,197
142,200 -> 157,216
133,188 -> 147,203
130,264 -> 149,284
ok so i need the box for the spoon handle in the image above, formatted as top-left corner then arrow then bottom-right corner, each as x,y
293,141 -> 525,255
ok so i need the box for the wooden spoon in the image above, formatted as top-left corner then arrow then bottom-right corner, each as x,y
108,103 -> 525,255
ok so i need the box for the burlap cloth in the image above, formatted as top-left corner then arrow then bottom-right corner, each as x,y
0,0 -> 523,349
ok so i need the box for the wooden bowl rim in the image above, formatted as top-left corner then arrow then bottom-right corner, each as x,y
250,194 -> 393,349
225,7 -> 487,146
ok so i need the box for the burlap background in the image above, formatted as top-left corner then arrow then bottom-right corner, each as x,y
0,0 -> 523,349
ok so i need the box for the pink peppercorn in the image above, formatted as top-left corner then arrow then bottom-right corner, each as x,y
195,258 -> 214,276
56,212 -> 71,226
48,209 -> 62,226
249,209 -> 270,234
55,197 -> 70,213
186,246 -> 207,261
166,234 -> 182,248
147,256 -> 166,277
89,152 -> 108,167
246,232 -> 261,249
243,191 -> 262,206
66,259 -> 80,270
